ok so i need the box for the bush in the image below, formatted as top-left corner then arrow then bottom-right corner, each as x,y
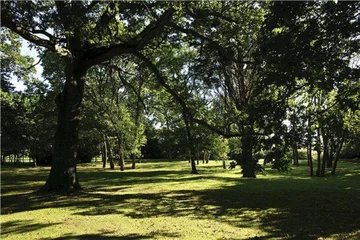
298,149 -> 308,159
340,141 -> 360,159
272,159 -> 292,172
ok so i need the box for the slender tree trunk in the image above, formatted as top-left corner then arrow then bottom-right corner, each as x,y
292,142 -> 299,166
307,112 -> 314,176
331,140 -> 344,175
205,152 -> 209,164
222,159 -> 226,169
42,64 -> 86,192
117,132 -> 125,171
131,154 -> 136,169
33,155 -> 37,168
106,137 -> 115,169
196,151 -> 200,165
329,139 -> 335,167
315,127 -> 322,176
307,143 -> 313,176
138,148 -> 142,163
316,149 -> 321,176
102,137 -> 107,168
183,113 -> 198,174
321,131 -> 329,176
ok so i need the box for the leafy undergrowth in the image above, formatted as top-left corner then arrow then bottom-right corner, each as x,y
1,160 -> 360,239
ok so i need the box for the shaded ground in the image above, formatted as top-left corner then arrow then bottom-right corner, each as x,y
1,160 -> 360,239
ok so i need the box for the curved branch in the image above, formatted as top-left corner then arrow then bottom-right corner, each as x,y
27,50 -> 49,70
84,8 -> 175,68
1,18 -> 55,51
134,51 -> 259,138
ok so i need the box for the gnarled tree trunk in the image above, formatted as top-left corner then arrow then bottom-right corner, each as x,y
240,134 -> 256,178
239,125 -> 256,178
42,63 -> 86,192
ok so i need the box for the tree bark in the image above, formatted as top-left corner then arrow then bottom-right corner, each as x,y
131,154 -> 136,169
307,142 -> 313,176
316,149 -> 321,176
315,128 -> 322,176
222,159 -> 226,169
292,142 -> 299,166
183,113 -> 198,174
106,137 -> 115,170
117,132 -> 125,171
102,136 -> 107,168
329,139 -> 335,167
33,156 -> 37,168
240,125 -> 256,178
331,140 -> 344,175
321,131 -> 329,176
42,63 -> 86,192
138,148 -> 142,163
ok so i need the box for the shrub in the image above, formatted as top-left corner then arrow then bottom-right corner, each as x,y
340,142 -> 360,159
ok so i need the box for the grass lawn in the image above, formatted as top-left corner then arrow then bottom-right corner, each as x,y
1,159 -> 360,240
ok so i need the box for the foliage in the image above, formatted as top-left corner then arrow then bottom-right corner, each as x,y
2,1 -> 359,183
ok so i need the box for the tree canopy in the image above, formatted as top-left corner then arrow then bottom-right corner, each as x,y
1,0 -> 359,192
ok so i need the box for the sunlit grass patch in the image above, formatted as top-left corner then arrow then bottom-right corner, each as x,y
1,159 -> 360,239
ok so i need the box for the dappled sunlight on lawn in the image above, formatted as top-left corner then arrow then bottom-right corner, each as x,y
1,160 -> 360,239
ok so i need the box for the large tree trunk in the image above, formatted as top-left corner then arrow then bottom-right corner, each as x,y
240,134 -> 256,178
239,124 -> 256,178
42,64 -> 86,192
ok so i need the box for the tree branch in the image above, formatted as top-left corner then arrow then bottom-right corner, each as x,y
134,51 -> 269,138
84,8 -> 175,68
1,18 -> 55,51
27,50 -> 49,70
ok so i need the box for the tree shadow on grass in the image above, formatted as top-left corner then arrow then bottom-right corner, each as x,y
1,219 -> 60,237
44,231 -> 181,240
2,162 -> 360,240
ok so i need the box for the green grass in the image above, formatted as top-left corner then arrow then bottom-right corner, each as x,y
1,159 -> 360,240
